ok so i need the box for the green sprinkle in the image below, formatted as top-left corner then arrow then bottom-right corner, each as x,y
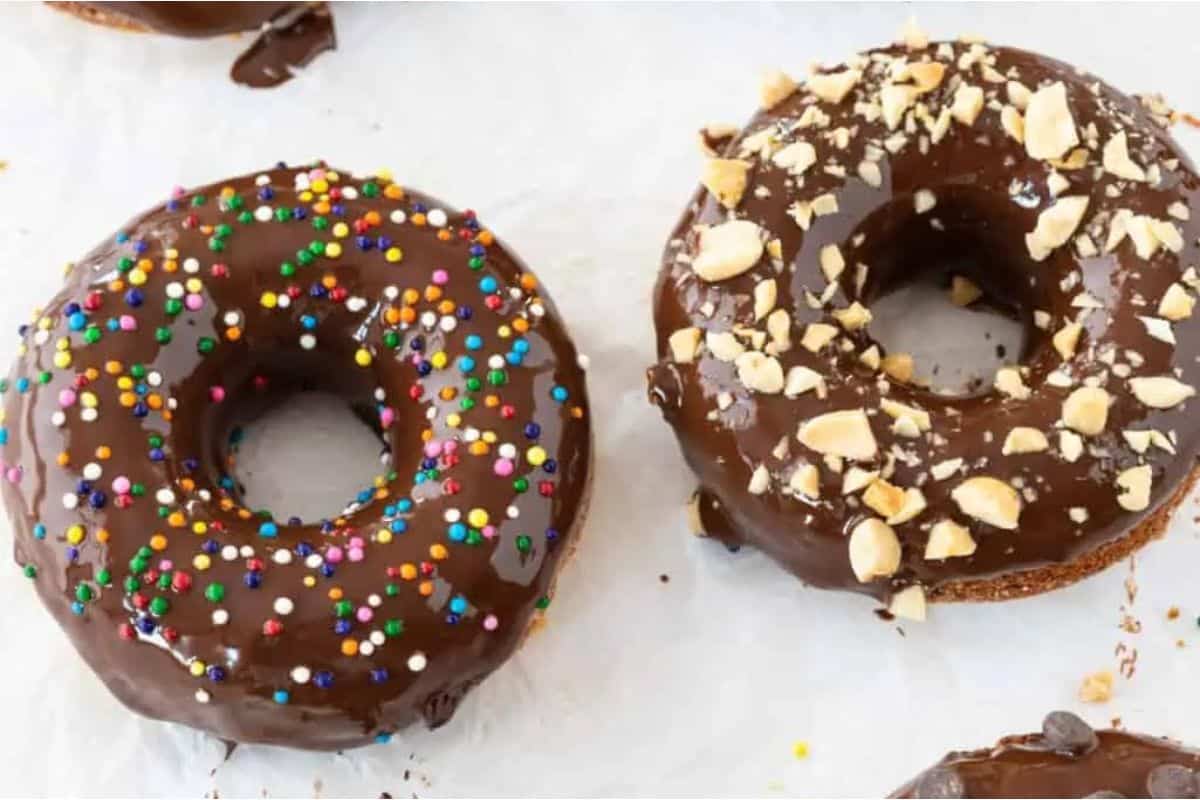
204,583 -> 225,603
516,535 -> 532,553
513,477 -> 529,493
22,564 -> 36,579
197,337 -> 216,354
154,327 -> 172,344
384,619 -> 404,637
96,569 -> 112,586
149,596 -> 169,616
164,298 -> 183,316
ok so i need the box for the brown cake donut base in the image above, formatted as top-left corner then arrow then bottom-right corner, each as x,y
691,464 -> 1200,605
47,3 -> 153,33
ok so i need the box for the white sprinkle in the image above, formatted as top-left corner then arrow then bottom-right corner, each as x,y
183,258 -> 200,273
499,443 -> 517,459
359,641 -> 375,656
507,505 -> 520,519
50,411 -> 65,427
239,545 -> 254,557
383,286 -> 399,300
254,206 -> 274,222
443,509 -> 461,523
146,371 -> 163,387
427,209 -> 448,227
420,311 -> 437,329
212,609 -> 229,625
254,174 -> 271,186
346,297 -> 368,313
195,689 -> 211,704
439,316 -> 457,333
165,282 -> 185,299
369,631 -> 386,646
272,549 -> 293,565
33,330 -> 49,345
62,493 -> 78,510
407,652 -> 427,672
304,553 -> 323,569
223,311 -> 240,326
273,597 -> 294,615
577,354 -> 590,370
277,294 -> 291,309
219,545 -> 237,561
299,333 -> 317,350
290,666 -> 311,684
82,462 -> 102,480
155,488 -> 176,505
390,210 -> 406,224
367,593 -> 382,607
488,355 -> 505,369
80,408 -> 98,422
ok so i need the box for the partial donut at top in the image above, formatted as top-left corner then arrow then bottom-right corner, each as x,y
648,28 -> 1200,618
2,164 -> 592,750
892,711 -> 1200,798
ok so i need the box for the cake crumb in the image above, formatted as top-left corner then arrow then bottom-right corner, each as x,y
1168,605 -> 1181,620
1079,670 -> 1114,703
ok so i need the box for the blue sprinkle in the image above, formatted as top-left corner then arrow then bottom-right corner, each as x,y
524,422 -> 541,439
465,334 -> 482,351
300,314 -> 318,330
70,601 -> 85,615
33,524 -> 45,540
390,519 -> 407,534
449,596 -> 468,615
273,689 -> 290,704
397,499 -> 413,513
551,385 -> 568,403
334,619 -> 352,635
513,339 -> 530,354
67,312 -> 86,331
457,356 -> 475,373
375,732 -> 393,744
479,276 -> 498,294
314,670 -> 334,689
243,571 -> 262,589
259,521 -> 278,538
15,378 -> 29,393
448,522 -> 467,542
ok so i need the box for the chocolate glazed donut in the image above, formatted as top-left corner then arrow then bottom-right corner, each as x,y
893,711 -> 1200,798
1,165 -> 591,749
47,2 -> 335,88
648,32 -> 1200,618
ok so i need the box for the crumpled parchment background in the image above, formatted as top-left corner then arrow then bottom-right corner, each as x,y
1,2 -> 1200,796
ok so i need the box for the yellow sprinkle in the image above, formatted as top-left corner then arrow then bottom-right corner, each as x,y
299,190 -> 314,202
497,325 -> 512,339
190,661 -> 206,677
430,351 -> 448,369
325,242 -> 342,259
52,352 -> 71,369
191,521 -> 208,535
332,222 -> 349,238
193,554 -> 212,571
259,291 -> 278,309
128,269 -> 147,286
385,247 -> 403,263
80,392 -> 98,408
354,348 -> 373,367
185,278 -> 203,293
792,741 -> 809,760
312,178 -> 329,193
65,525 -> 85,545
377,530 -> 393,545
526,446 -> 547,466
303,576 -> 316,588
117,376 -> 133,390
55,337 -> 70,352
482,431 -> 497,444
446,413 -> 462,428
467,508 -> 489,528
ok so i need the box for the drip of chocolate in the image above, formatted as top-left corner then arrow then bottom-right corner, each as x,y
893,711 -> 1200,798
228,4 -> 335,89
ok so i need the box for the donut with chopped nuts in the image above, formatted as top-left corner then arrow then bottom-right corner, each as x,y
648,26 -> 1200,617
892,711 -> 1200,798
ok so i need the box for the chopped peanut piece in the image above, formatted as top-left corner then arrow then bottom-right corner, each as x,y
1116,465 -> 1152,511
668,327 -> 702,363
701,158 -> 752,208
797,409 -> 878,461
925,519 -> 977,560
1061,386 -> 1109,436
848,518 -> 901,582
951,476 -> 1021,530
882,353 -> 914,383
807,69 -> 862,104
1024,81 -> 1079,160
888,585 -> 926,621
1129,376 -> 1195,409
1102,131 -> 1146,181
790,464 -> 820,500
1026,196 -> 1089,261
950,276 -> 982,306
1002,427 -> 1050,455
735,351 -> 785,394
693,220 -> 764,282
760,68 -> 799,110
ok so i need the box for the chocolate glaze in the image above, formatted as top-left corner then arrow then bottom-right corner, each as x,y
2,164 -> 591,750
648,41 -> 1200,607
893,712 -> 1200,798
54,3 -> 335,88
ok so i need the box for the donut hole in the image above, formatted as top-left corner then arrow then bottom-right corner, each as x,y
192,351 -> 394,525
230,392 -> 389,524
857,201 -> 1038,396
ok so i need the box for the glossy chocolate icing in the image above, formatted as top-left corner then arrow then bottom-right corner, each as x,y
2,164 -> 591,750
56,2 -> 335,88
893,712 -> 1200,798
649,40 -> 1200,610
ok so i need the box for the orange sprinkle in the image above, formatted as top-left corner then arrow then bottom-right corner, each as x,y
364,210 -> 382,226
400,563 -> 418,580
411,213 -> 427,226
468,441 -> 490,456
119,392 -> 136,408
149,534 -> 168,551
424,285 -> 443,303
384,184 -> 404,200
477,230 -> 495,245
104,360 -> 123,375
321,274 -> 338,289
399,307 -> 416,324
418,581 -> 434,596
146,394 -> 163,410
484,395 -> 500,408
513,318 -> 530,333
179,478 -> 196,492
341,639 -> 358,656
438,387 -> 456,401
328,587 -> 344,600
437,300 -> 455,315
95,446 -> 111,460
167,512 -> 185,527
56,451 -> 70,467
429,544 -> 449,560
225,326 -> 242,342
314,201 -> 331,215
402,288 -> 420,305
163,259 -> 179,273
437,230 -> 452,241
384,308 -> 401,325
84,367 -> 99,381
96,528 -> 110,544
520,274 -> 538,291
237,508 -> 252,520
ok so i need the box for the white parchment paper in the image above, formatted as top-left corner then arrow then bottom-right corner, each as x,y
2,2 -> 1200,796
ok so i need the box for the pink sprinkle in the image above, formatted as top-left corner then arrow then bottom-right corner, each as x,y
112,476 -> 131,494
379,407 -> 395,428
185,294 -> 204,311
159,559 -> 174,571
482,614 -> 498,631
424,441 -> 442,458
355,607 -> 373,623
6,466 -> 21,483
118,315 -> 137,331
432,269 -> 449,286
171,185 -> 185,198
58,389 -> 77,407
349,536 -> 364,548
209,386 -> 226,403
348,547 -> 364,562
482,525 -> 497,540
493,458 -> 514,477
443,441 -> 458,454
325,546 -> 344,564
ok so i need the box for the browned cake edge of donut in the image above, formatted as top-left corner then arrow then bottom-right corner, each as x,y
928,463 -> 1200,603
46,2 -> 152,33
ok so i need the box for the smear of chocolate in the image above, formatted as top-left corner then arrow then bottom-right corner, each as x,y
230,5 -> 336,89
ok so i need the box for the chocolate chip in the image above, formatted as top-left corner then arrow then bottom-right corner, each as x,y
1084,792 -> 1125,798
1042,710 -> 1098,754
1147,764 -> 1199,798
915,767 -> 965,799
